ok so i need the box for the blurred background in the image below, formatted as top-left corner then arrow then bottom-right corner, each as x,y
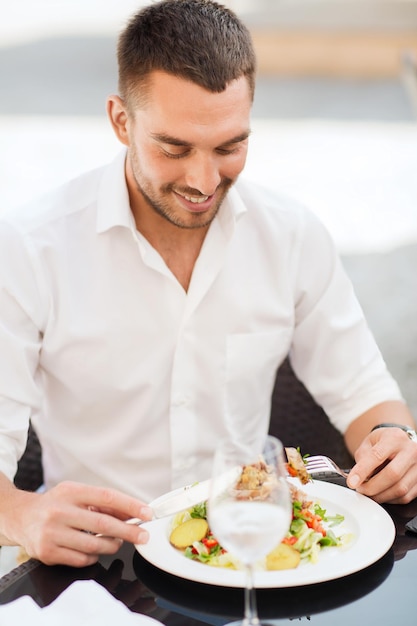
0,0 -> 416,416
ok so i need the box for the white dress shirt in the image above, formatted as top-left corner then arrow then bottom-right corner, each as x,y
0,150 -> 403,501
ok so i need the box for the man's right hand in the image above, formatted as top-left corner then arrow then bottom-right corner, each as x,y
0,478 -> 153,567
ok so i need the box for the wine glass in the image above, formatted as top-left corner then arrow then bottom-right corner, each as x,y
208,435 -> 292,626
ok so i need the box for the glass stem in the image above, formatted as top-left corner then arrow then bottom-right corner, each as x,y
243,563 -> 260,625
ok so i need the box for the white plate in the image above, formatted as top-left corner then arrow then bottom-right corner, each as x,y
136,480 -> 395,588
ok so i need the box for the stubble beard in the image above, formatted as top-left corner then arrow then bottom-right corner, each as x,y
129,154 -> 234,230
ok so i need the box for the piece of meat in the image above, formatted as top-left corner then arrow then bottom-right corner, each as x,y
285,447 -> 311,485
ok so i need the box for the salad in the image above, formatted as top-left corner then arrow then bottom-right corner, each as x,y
170,487 -> 350,571
169,452 -> 352,571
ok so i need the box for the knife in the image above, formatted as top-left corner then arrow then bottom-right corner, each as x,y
97,479 -> 211,535
147,478 -> 211,519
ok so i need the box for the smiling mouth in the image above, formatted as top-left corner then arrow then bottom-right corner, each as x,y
176,191 -> 210,204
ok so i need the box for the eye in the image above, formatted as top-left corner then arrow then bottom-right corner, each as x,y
216,141 -> 247,156
216,147 -> 239,156
162,148 -> 190,160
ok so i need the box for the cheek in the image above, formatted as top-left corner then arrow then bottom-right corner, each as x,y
133,148 -> 179,185
146,147 -> 184,178
223,150 -> 248,179
151,160 -> 185,188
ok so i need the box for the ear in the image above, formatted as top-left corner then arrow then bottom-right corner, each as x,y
106,95 -> 130,146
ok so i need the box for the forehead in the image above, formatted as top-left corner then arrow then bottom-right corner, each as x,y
132,71 -> 252,141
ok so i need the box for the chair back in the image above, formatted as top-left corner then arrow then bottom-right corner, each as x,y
14,423 -> 43,492
269,358 -> 354,468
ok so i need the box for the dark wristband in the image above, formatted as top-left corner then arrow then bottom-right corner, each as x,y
371,423 -> 417,442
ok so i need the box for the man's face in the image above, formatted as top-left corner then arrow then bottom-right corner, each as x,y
123,71 -> 252,230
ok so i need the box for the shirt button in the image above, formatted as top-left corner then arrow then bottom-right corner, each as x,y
172,394 -> 189,407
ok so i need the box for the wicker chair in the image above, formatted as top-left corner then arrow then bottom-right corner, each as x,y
269,358 -> 354,468
12,358 -> 353,492
13,422 -> 44,492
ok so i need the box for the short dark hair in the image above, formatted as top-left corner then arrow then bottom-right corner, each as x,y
117,0 -> 256,108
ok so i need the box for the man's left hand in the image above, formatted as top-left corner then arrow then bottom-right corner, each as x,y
347,427 -> 417,504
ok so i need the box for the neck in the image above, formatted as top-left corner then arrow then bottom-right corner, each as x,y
132,196 -> 209,293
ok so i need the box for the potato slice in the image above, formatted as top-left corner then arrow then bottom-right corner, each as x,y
266,542 -> 301,570
169,518 -> 209,550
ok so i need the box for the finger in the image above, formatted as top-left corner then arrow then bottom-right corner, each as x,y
352,450 -> 402,493
365,474 -> 417,504
384,488 -> 417,505
28,537 -> 102,568
49,493 -> 151,542
31,514 -> 124,555
49,550 -> 100,568
78,484 -> 153,522
356,479 -> 406,504
56,482 -> 153,524
354,455 -> 417,503
348,439 -> 393,489
54,524 -> 124,555
79,510 -> 150,545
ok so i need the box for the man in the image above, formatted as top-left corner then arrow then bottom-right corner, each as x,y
0,0 -> 416,568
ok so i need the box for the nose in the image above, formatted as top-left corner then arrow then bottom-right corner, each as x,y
183,153 -> 222,196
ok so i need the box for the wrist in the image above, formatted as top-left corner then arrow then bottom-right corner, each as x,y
371,422 -> 417,442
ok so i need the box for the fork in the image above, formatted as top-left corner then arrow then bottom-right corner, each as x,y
304,455 -> 350,485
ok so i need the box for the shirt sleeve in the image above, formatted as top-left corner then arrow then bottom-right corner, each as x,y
0,220 -> 45,480
289,208 -> 404,433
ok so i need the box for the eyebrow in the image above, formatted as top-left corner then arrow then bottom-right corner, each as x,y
150,130 -> 251,148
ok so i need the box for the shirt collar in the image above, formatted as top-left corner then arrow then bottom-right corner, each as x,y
96,149 -> 135,234
218,182 -> 247,224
